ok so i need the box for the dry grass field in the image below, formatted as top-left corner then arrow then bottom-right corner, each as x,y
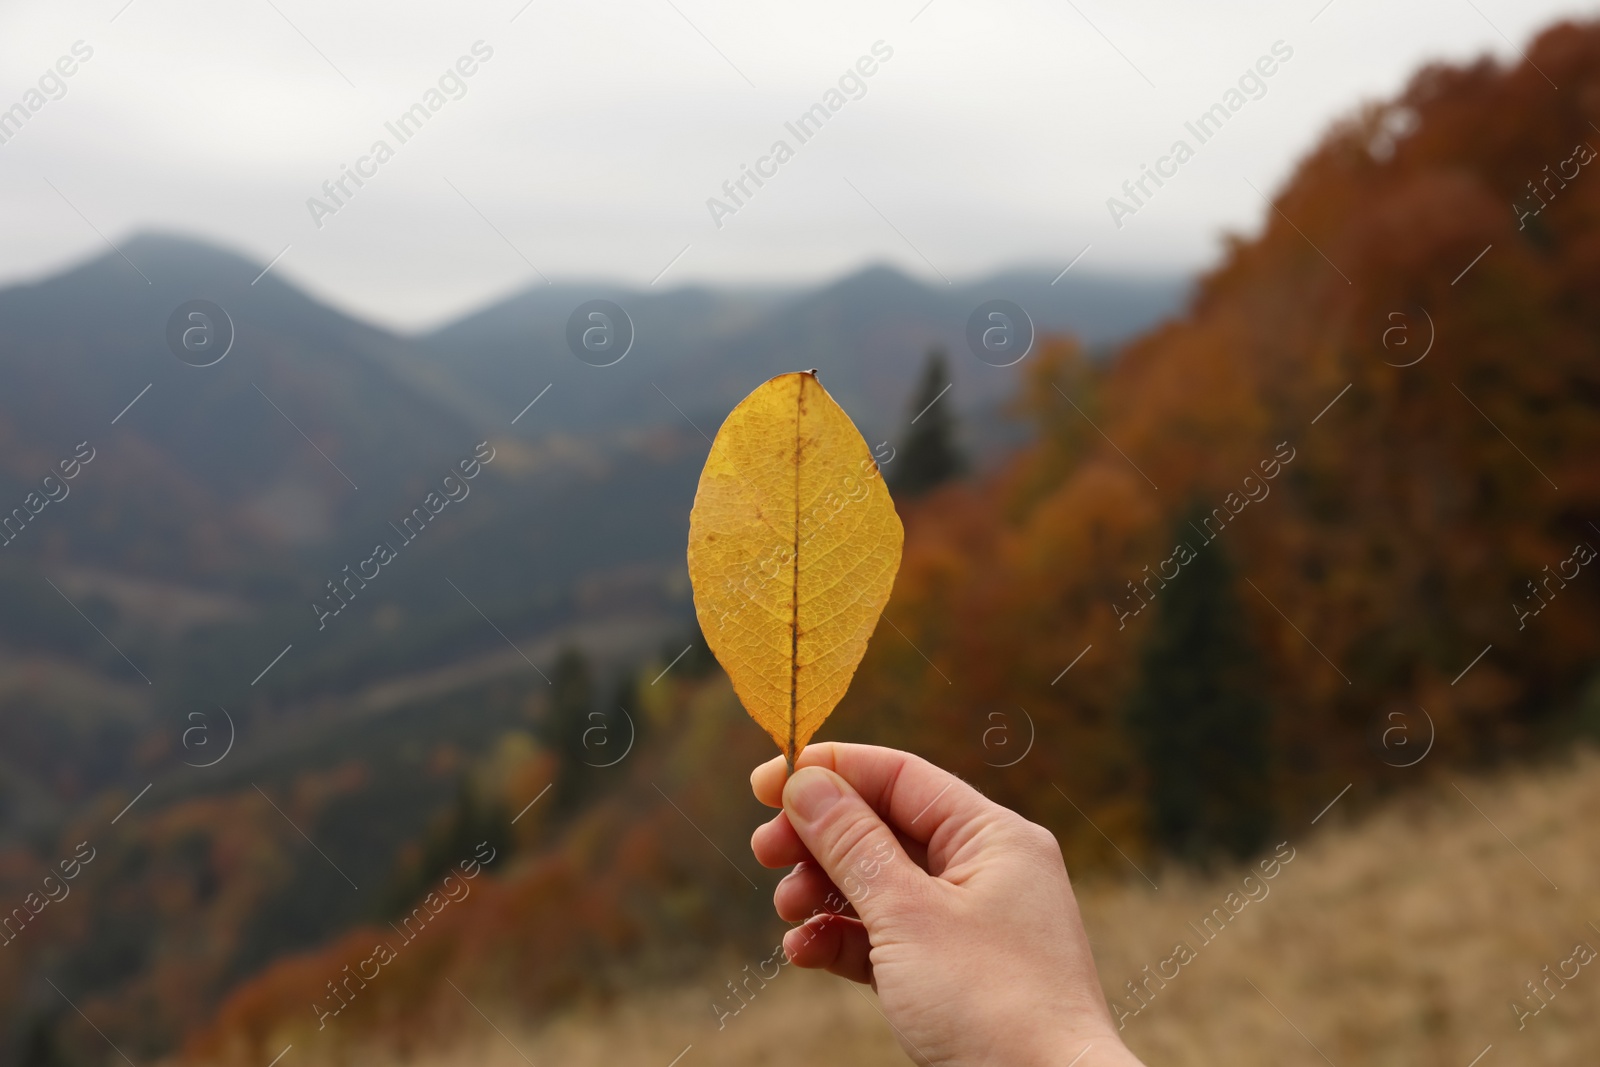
256,749 -> 1600,1067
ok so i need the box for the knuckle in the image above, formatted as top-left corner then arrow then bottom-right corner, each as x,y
1006,817 -> 1064,862
820,818 -> 894,903
825,812 -> 882,870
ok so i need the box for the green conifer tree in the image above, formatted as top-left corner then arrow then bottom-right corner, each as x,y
380,778 -> 511,917
892,349 -> 965,497
547,646 -> 597,811
1126,505 -> 1272,863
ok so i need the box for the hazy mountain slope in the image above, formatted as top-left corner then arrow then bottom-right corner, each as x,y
421,262 -> 1188,445
0,236 -> 705,848
0,234 -> 487,576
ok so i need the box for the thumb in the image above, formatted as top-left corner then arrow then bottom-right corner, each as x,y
782,765 -> 921,927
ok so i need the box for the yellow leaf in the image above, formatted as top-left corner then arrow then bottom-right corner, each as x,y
687,371 -> 904,768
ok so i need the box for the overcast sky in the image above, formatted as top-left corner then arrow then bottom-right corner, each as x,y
0,0 -> 1590,329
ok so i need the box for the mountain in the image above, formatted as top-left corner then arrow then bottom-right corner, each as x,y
0,238 -> 1185,839
421,262 -> 1188,448
0,235 -> 481,571
0,235 -> 1184,581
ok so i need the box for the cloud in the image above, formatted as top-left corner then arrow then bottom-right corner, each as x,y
0,0 -> 1585,328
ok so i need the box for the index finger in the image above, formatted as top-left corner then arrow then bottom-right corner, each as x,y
750,742 -> 998,848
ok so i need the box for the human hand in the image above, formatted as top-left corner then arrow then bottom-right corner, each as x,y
750,743 -> 1146,1067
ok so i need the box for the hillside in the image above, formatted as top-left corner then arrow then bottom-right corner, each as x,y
190,749 -> 1600,1067
833,16 -> 1600,845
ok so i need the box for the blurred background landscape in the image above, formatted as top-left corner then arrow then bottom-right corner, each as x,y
2,5 -> 1600,1067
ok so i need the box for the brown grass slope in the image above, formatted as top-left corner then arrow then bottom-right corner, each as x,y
188,749 -> 1600,1067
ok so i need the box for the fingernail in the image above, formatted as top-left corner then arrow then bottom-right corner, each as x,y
785,767 -> 842,824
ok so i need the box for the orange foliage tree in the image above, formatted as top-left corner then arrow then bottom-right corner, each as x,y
835,18 -> 1600,868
